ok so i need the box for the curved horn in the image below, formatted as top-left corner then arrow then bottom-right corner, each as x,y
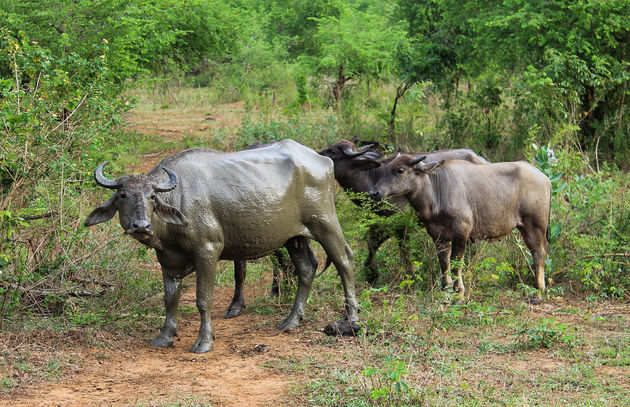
153,167 -> 179,192
94,162 -> 122,189
358,143 -> 375,152
341,146 -> 370,158
409,155 -> 427,166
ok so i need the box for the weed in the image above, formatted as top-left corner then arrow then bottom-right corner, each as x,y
513,317 -> 579,351
359,357 -> 415,404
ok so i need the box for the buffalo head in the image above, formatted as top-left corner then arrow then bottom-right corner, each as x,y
85,162 -> 188,240
319,140 -> 381,160
318,140 -> 383,175
370,154 -> 445,200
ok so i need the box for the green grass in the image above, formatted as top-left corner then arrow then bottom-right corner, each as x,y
270,281 -> 630,406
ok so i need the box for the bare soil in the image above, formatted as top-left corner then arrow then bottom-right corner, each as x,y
4,281 -> 345,406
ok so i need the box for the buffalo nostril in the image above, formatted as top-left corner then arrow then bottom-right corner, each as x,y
132,221 -> 151,231
369,190 -> 379,199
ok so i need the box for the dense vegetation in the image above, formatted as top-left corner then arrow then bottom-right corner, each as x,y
0,0 -> 628,403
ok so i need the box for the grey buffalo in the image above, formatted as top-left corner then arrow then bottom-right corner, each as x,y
319,140 -> 489,283
370,154 -> 551,300
85,139 -> 359,353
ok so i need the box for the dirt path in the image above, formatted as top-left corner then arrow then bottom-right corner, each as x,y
6,282 -> 338,406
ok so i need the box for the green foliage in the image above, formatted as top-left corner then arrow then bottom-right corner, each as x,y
359,286 -> 420,337
514,317 -> 579,350
197,9 -> 292,108
295,72 -> 309,106
313,3 -> 406,78
236,113 -> 340,149
473,0 -> 630,162
0,28 -> 163,330
531,144 -> 630,298
307,2 -> 408,104
0,29 -> 119,308
395,0 -> 630,164
1,0 -> 240,81
360,357 -> 415,404
394,37 -> 457,92
252,0 -> 343,57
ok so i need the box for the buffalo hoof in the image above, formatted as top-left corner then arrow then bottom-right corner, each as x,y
323,320 -> 361,337
224,304 -> 245,319
277,316 -> 300,332
190,336 -> 214,353
526,295 -> 542,305
151,336 -> 174,348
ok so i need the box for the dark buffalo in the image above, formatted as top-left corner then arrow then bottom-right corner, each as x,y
85,140 -> 359,353
319,140 -> 489,284
227,250 -> 294,318
370,154 -> 551,300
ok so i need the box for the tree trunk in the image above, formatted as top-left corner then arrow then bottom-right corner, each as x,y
332,64 -> 348,108
387,81 -> 411,144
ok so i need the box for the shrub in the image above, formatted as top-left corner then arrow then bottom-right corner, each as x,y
0,30 -> 156,326
530,144 -> 630,298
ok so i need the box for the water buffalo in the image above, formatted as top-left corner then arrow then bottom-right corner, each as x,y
319,140 -> 489,284
370,154 -> 551,300
85,139 -> 359,353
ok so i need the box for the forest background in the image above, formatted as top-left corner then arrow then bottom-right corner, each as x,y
0,0 -> 628,405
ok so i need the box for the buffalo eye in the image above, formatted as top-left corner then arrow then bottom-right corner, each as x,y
118,192 -> 127,199
395,167 -> 405,175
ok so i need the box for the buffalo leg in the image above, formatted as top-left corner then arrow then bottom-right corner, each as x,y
450,239 -> 467,297
151,269 -> 182,348
225,260 -> 246,319
311,220 -> 359,329
395,225 -> 415,277
278,237 -> 317,331
191,248 -> 219,353
365,224 -> 389,284
435,240 -> 454,289
519,224 -> 547,302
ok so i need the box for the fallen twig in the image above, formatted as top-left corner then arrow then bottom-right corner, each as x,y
69,276 -> 115,288
1,282 -> 107,298
21,212 -> 56,220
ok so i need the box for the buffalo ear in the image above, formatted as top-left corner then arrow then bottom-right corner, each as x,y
352,151 -> 382,169
415,160 -> 445,174
353,157 -> 381,169
154,198 -> 188,226
361,151 -> 383,160
85,195 -> 117,226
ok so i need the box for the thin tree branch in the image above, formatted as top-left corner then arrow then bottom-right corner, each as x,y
552,253 -> 630,277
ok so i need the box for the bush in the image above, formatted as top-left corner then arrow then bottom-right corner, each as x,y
530,143 -> 629,298
236,114 -> 340,149
0,30 -> 157,327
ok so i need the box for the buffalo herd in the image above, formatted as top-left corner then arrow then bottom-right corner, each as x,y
85,139 -> 551,353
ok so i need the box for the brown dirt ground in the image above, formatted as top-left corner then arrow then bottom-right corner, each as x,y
4,280 -> 346,407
